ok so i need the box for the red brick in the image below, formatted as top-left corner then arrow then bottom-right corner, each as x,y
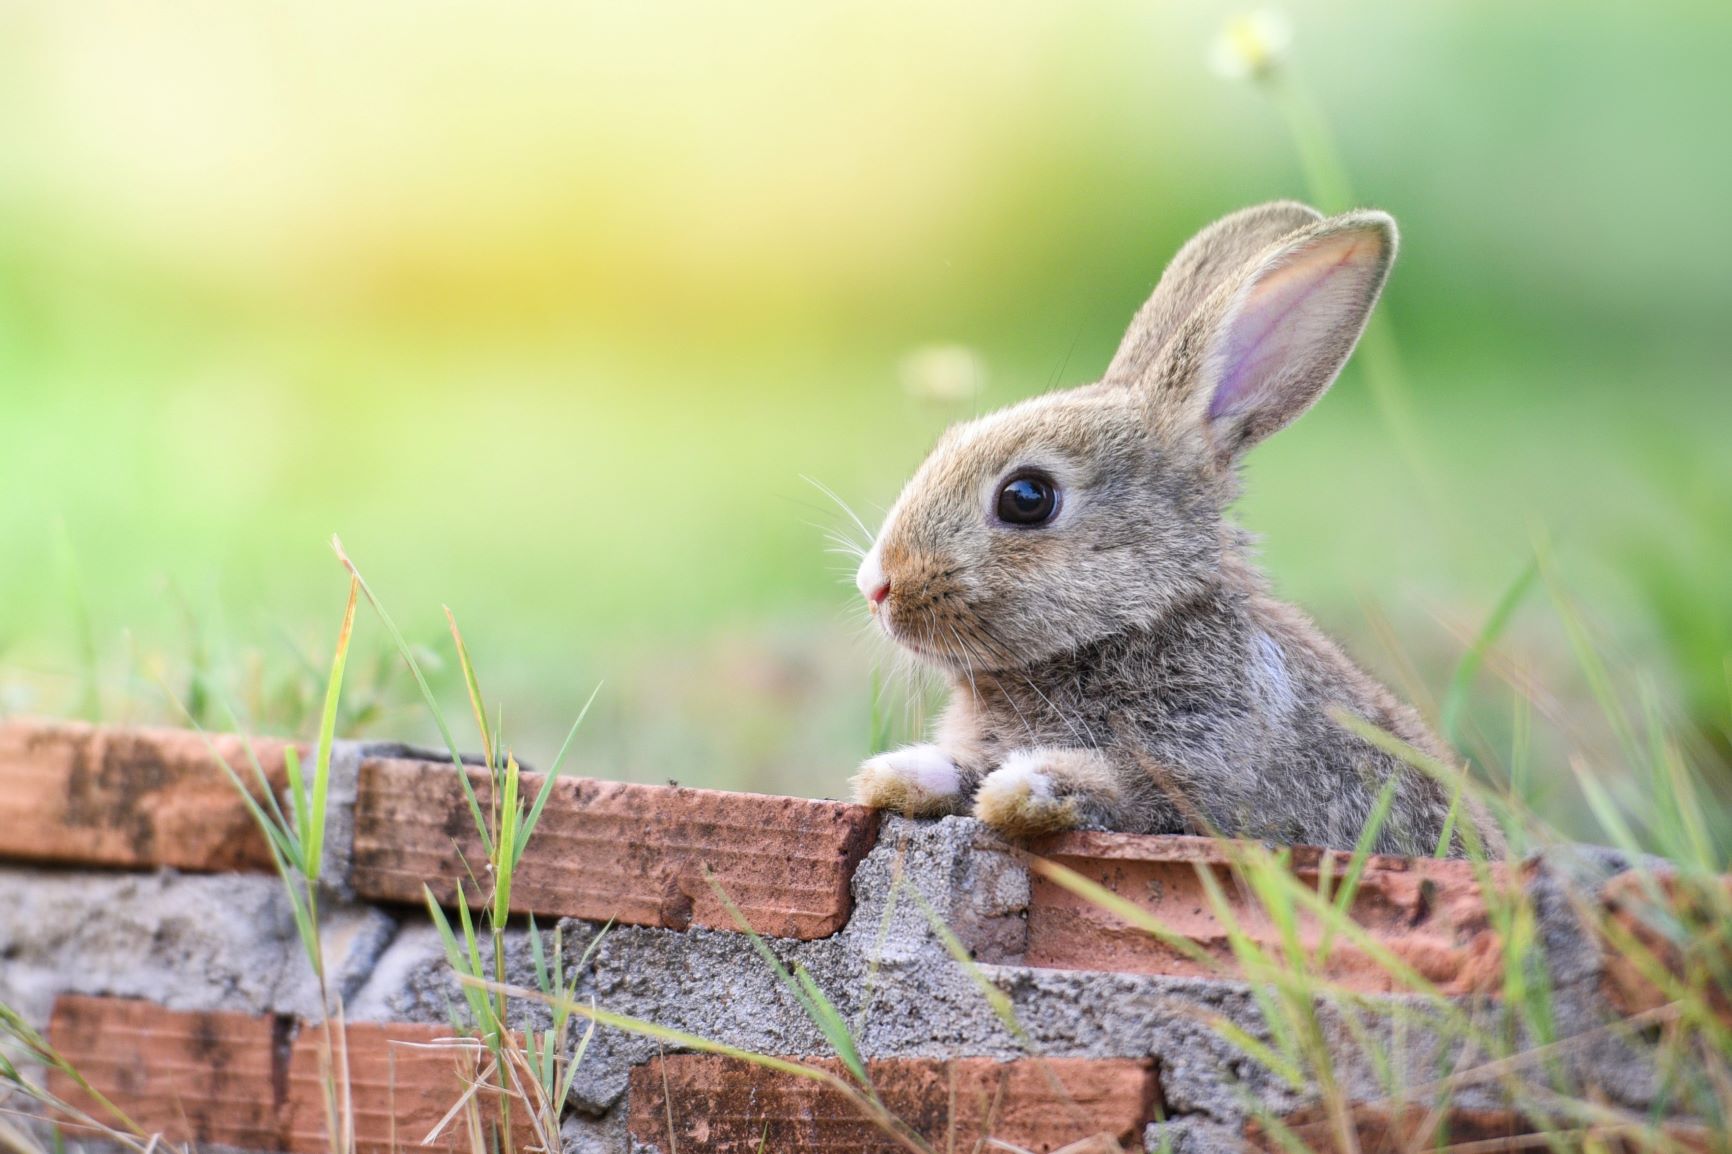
1599,870 -> 1732,1025
47,995 -> 287,1149
1245,1102 -> 1715,1153
627,1053 -> 1159,1153
283,1020 -> 534,1154
1026,832 -> 1507,995
1246,1102 -> 1529,1152
350,757 -> 879,938
48,997 -> 533,1154
0,718 -> 289,872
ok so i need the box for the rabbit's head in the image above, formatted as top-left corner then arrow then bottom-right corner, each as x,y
856,201 -> 1395,672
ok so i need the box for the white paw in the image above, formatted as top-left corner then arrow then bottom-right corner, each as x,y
982,752 -> 1055,800
973,753 -> 1075,837
852,744 -> 963,816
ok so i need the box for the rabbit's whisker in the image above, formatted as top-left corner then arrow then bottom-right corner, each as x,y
946,625 -> 985,715
802,475 -> 875,551
801,518 -> 870,556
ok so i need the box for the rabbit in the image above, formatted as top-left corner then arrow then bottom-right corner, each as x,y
850,200 -> 1502,858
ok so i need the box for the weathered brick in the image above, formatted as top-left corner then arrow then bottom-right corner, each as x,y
47,997 -> 529,1154
627,1053 -> 1159,1153
350,757 -> 879,938
1025,832 -> 1506,995
47,995 -> 288,1149
283,1020 -> 530,1154
0,718 -> 288,872
1245,1102 -> 1715,1153
1600,869 -> 1732,1025
1246,1102 -> 1530,1152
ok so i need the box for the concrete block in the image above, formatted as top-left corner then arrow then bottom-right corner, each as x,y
0,867 -> 393,1027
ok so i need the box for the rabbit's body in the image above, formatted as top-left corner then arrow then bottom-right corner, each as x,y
928,550 -> 1462,855
850,201 -> 1500,856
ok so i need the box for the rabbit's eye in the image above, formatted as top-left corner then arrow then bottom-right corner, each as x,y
995,473 -> 1059,526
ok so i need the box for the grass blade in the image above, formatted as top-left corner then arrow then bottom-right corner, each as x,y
1433,767 -> 1467,860
1327,775 -> 1399,953
702,872 -> 870,1085
1029,858 -> 1221,972
1441,559 -> 1538,747
445,606 -> 493,772
516,682 -> 601,859
424,884 -> 494,1027
303,576 -> 359,883
794,964 -> 870,1085
333,536 -> 493,858
1569,755 -> 1643,858
493,754 -> 521,926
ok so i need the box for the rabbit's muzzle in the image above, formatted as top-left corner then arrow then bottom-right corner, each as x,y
876,552 -> 1006,670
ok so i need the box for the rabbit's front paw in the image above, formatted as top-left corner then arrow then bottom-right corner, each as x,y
973,756 -> 1079,838
852,744 -> 966,817
974,746 -> 1126,838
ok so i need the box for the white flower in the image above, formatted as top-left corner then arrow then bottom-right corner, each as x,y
899,344 -> 986,404
1210,9 -> 1294,82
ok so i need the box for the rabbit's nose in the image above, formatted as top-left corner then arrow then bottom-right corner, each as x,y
856,544 -> 888,609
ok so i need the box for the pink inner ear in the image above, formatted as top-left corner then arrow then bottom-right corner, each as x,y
1207,236 -> 1370,420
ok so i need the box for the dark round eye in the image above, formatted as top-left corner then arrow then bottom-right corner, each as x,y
995,473 -> 1059,526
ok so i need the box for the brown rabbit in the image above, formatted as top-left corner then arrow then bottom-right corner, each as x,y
851,201 -> 1500,857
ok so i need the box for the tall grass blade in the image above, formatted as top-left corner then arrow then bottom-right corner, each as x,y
516,682 -> 602,858
424,885 -> 494,1027
493,754 -> 521,926
793,963 -> 870,1085
303,576 -> 359,883
1538,546 -> 1646,777
702,873 -> 869,1085
1028,858 -> 1220,972
1323,776 -> 1399,961
332,536 -> 494,858
1434,767 -> 1467,860
1569,755 -> 1644,858
445,606 -> 494,772
282,744 -> 310,873
905,884 -> 1023,1042
1441,559 -> 1539,747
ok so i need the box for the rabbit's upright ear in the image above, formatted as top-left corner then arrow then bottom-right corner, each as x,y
1106,200 -> 1323,387
1153,209 -> 1397,464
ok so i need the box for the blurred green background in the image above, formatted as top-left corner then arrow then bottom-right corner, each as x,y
1,2 -> 1727,829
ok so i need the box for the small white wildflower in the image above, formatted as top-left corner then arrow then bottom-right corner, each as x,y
1210,9 -> 1293,83
899,344 -> 987,404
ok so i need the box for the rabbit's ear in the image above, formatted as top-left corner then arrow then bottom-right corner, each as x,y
1106,201 -> 1324,387
1160,210 -> 1396,463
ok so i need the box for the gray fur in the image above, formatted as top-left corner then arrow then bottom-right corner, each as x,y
854,202 -> 1500,857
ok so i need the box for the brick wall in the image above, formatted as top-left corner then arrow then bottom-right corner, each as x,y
0,717 -> 1712,1153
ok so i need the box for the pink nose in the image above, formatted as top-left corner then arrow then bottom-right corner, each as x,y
867,580 -> 891,608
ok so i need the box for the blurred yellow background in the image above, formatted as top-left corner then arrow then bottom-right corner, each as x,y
2,2 -> 1727,827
